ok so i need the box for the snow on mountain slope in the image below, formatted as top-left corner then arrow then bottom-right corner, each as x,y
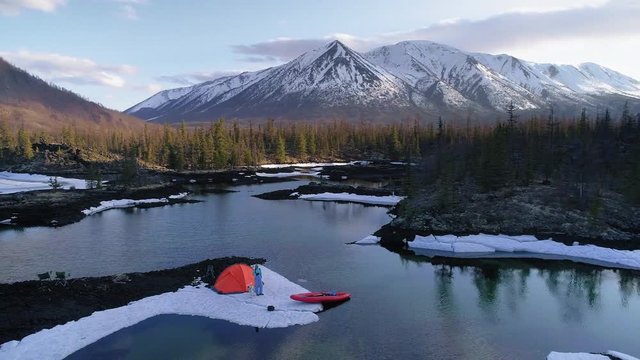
473,55 -> 569,96
580,63 -> 640,96
126,40 -> 640,123
125,69 -> 273,116
228,40 -> 410,108
534,63 -> 640,97
126,85 -> 195,113
364,41 -> 538,111
128,41 -> 415,122
168,69 -> 274,113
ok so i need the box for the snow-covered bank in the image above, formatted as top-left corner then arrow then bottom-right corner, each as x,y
260,162 -> 354,169
409,234 -> 640,270
0,172 -> 88,194
547,351 -> 639,360
355,235 -> 381,245
256,171 -> 320,178
0,266 -> 321,360
299,192 -> 405,206
81,193 -> 189,216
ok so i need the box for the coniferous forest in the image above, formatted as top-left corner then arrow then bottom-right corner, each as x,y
1,104 -> 639,204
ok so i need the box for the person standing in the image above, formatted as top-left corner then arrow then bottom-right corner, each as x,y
253,265 -> 264,296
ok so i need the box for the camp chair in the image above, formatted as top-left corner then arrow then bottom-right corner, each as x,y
55,272 -> 68,287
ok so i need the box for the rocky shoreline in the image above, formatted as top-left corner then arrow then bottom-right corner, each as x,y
0,161 -> 408,228
253,182 -> 399,201
0,184 -> 200,228
0,257 -> 264,344
378,184 -> 640,250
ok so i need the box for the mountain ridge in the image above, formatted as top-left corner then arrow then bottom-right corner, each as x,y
0,57 -> 146,132
127,40 -> 640,123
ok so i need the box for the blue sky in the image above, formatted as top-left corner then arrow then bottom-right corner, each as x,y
1,0 -> 638,110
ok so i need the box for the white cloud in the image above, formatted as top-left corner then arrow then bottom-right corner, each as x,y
120,4 -> 137,20
497,0 -> 609,13
156,70 -> 243,86
0,50 -> 136,87
114,0 -> 147,20
0,0 -> 66,15
145,83 -> 162,93
132,83 -> 163,93
505,34 -> 640,81
394,0 -> 639,53
231,0 -> 640,80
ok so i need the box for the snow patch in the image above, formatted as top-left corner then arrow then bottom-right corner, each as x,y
0,172 -> 88,194
547,351 -> 639,360
0,267 -> 321,360
547,353 -> 610,360
168,192 -> 189,200
298,192 -> 404,206
260,162 -> 354,169
256,171 -> 320,178
82,193 -> 188,216
355,235 -> 380,245
410,234 -> 640,270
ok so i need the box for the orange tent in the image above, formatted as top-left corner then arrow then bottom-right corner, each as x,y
214,263 -> 256,294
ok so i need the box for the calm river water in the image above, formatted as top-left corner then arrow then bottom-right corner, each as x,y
1,181 -> 639,359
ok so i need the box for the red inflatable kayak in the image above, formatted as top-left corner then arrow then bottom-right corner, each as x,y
290,291 -> 351,303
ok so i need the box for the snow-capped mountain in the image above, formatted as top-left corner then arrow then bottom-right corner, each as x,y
365,41 -> 541,111
130,41 -> 417,122
127,40 -> 640,123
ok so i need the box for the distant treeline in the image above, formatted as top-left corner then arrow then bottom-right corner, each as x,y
418,104 -> 640,206
1,103 -> 639,202
0,118 -> 424,168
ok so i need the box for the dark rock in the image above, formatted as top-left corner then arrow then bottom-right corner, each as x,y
383,184 -> 640,250
254,189 -> 299,200
0,256 -> 265,344
254,182 -> 400,201
0,184 -> 200,229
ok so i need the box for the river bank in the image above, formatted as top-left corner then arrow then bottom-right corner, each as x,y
0,256 -> 264,344
253,182 -> 404,206
381,184 -> 640,250
0,184 -> 199,228
0,160 -> 407,228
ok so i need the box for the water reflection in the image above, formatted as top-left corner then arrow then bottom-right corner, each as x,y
401,252 -> 639,326
434,265 -> 454,313
618,271 -> 640,307
66,247 -> 640,360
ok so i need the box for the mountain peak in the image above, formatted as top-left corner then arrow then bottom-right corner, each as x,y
126,40 -> 640,123
292,39 -> 356,69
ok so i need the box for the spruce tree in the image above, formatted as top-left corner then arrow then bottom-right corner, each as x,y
276,135 -> 286,163
17,127 -> 33,160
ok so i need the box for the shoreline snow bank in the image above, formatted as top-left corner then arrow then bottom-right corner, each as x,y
256,171 -> 320,178
0,266 -> 321,360
81,193 -> 189,216
409,234 -> 640,270
299,192 -> 405,206
260,162 -> 354,169
355,235 -> 381,245
547,351 -> 639,360
0,172 -> 88,194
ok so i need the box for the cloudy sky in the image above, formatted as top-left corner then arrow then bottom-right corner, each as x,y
1,0 -> 639,110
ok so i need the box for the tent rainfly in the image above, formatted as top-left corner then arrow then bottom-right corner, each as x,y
214,263 -> 256,294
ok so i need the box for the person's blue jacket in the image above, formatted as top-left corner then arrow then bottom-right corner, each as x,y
253,265 -> 263,295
